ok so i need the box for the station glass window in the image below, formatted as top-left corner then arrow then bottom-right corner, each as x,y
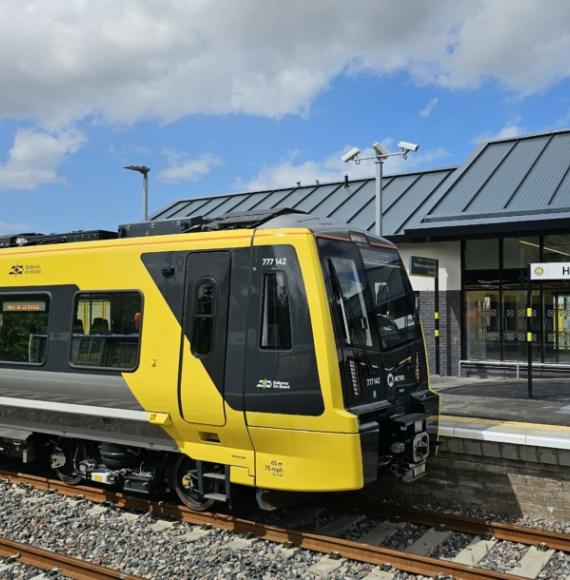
260,272 -> 292,349
503,237 -> 540,269
543,288 -> 570,364
464,290 -> 500,360
543,234 -> 570,262
464,239 -> 499,270
502,288 -> 539,361
192,280 -> 216,356
71,292 -> 142,370
0,294 -> 50,364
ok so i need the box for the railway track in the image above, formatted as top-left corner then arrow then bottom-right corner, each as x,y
0,467 -> 568,579
0,533 -> 142,579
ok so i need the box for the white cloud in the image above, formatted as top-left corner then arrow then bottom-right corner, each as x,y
238,144 -> 450,191
158,151 -> 222,184
238,152 -> 345,191
472,117 -> 525,145
419,97 -> 439,118
0,128 -> 85,190
435,0 -> 570,96
0,2 -> 569,126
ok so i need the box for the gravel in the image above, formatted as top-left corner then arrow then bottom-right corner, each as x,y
0,481 -> 332,578
369,494 -> 570,534
478,540 -> 528,573
338,515 -> 383,540
0,555 -> 68,579
385,522 -> 428,551
430,531 -> 473,560
538,551 -> 570,579
0,478 -> 567,579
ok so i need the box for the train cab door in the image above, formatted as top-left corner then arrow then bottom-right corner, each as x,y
179,251 -> 231,426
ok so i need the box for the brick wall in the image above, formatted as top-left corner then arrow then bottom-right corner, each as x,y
372,437 -> 570,521
418,290 -> 461,376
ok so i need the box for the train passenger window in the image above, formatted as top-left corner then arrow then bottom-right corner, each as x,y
0,294 -> 50,364
260,272 -> 292,349
192,279 -> 216,356
71,292 -> 142,370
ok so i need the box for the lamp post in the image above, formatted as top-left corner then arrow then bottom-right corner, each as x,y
124,164 -> 151,221
342,141 -> 419,237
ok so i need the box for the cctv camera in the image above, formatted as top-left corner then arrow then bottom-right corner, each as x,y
372,142 -> 390,157
341,147 -> 361,163
398,141 -> 420,152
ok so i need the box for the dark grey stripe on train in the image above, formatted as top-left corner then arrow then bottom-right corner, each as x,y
0,369 -> 176,451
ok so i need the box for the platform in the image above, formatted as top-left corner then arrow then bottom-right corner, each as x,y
432,376 -> 570,427
438,415 -> 570,451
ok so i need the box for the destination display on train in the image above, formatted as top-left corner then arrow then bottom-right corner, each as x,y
530,262 -> 570,280
3,301 -> 47,312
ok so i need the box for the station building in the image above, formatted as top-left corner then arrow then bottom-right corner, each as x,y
153,128 -> 570,377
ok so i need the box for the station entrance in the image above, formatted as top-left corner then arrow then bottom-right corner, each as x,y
464,285 -> 570,365
461,237 -> 570,379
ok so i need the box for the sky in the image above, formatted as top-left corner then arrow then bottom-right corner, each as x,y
1,0 -> 570,234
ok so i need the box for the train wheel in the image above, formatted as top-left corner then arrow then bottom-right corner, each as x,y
172,455 -> 218,511
53,440 -> 83,486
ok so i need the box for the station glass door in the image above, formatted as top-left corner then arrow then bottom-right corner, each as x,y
544,291 -> 570,364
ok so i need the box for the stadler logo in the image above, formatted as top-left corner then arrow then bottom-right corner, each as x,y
8,264 -> 24,276
534,266 -> 544,277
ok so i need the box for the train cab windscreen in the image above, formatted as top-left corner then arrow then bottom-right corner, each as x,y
359,246 -> 419,350
319,236 -> 424,409
319,238 -> 419,350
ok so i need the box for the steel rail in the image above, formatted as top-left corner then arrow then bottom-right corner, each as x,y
0,469 -> 536,579
0,535 -> 142,580
353,499 -> 570,552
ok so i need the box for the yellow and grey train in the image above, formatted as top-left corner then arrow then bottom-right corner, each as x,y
0,209 -> 438,510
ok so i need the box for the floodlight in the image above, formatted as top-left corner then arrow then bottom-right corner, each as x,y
341,147 -> 361,163
124,164 -> 150,175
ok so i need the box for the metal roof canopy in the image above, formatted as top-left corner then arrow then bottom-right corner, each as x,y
408,128 -> 570,239
151,168 -> 456,239
151,127 -> 570,242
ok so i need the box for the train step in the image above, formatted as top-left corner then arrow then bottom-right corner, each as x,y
203,471 -> 226,480
203,492 -> 227,502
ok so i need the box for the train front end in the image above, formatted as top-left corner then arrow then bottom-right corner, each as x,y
317,230 -> 439,485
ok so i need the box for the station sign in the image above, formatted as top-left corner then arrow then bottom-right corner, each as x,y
530,262 -> 570,281
409,256 -> 438,277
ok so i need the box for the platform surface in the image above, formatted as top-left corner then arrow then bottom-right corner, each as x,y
438,415 -> 570,450
432,376 -> 570,427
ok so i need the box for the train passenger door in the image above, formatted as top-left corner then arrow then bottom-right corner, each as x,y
179,252 -> 230,426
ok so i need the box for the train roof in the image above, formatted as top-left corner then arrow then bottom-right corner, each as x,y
0,208 -> 395,251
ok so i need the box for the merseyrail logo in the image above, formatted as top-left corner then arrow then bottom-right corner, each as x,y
534,266 -> 544,277
8,264 -> 41,276
256,378 -> 291,390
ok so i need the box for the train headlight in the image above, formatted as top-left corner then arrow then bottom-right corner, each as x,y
414,351 -> 421,383
349,360 -> 361,397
